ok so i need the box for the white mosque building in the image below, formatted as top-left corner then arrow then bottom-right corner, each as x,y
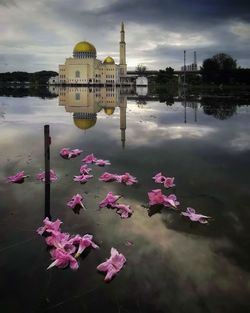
50,22 -> 129,86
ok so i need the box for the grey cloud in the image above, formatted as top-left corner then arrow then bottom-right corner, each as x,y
0,0 -> 249,71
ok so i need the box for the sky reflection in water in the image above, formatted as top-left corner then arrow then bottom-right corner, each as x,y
0,88 -> 250,313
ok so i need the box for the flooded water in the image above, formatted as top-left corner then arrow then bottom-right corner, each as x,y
0,87 -> 250,313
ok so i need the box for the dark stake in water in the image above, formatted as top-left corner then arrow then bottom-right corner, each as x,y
0,87 -> 250,313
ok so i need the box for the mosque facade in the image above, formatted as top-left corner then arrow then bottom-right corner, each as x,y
55,22 -> 128,86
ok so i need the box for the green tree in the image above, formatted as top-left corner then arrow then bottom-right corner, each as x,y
136,64 -> 147,75
201,53 -> 237,84
155,67 -> 175,84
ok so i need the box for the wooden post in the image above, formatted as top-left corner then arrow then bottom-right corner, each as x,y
184,50 -> 186,86
44,125 -> 51,220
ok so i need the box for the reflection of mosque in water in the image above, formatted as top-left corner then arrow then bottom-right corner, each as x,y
57,87 -> 128,148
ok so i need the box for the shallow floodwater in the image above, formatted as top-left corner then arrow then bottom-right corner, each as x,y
0,87 -> 250,313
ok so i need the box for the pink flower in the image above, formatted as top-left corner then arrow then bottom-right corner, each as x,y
60,148 -> 83,159
95,159 -> 111,166
115,204 -> 133,218
71,149 -> 83,156
148,189 -> 166,206
60,148 -> 71,158
47,249 -> 79,270
73,174 -> 93,184
7,171 -> 28,183
37,217 -> 62,235
164,177 -> 175,188
163,194 -> 180,208
69,234 -> 99,258
45,232 -> 76,254
153,172 -> 175,188
82,153 -> 97,164
116,172 -> 138,186
99,192 -> 122,208
152,173 -> 166,183
148,189 -> 179,208
99,172 -> 118,182
97,248 -> 126,282
67,193 -> 86,210
36,169 -> 58,182
181,207 -> 211,224
79,165 -> 92,175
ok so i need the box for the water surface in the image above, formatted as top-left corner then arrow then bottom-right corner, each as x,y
0,87 -> 250,313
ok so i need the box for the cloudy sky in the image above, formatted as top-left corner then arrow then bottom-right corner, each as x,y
0,0 -> 250,72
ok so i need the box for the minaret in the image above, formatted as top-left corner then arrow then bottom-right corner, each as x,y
119,22 -> 127,77
119,94 -> 127,149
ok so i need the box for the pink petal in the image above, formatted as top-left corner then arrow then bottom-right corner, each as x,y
97,261 -> 111,272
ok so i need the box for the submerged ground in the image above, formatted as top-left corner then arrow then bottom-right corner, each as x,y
0,88 -> 250,313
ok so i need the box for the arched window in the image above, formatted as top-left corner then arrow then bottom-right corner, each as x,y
75,70 -> 80,78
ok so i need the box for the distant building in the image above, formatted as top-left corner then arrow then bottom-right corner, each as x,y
136,76 -> 148,86
181,51 -> 198,72
181,63 -> 198,72
55,23 -> 129,86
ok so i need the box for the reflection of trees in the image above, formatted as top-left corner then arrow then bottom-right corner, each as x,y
158,95 -> 174,106
136,98 -> 147,107
201,98 -> 237,120
0,87 -> 58,99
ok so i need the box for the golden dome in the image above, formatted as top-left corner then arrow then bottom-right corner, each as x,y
104,107 -> 115,115
73,118 -> 97,130
73,41 -> 96,54
103,56 -> 115,64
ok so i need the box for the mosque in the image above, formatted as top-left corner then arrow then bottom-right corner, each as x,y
53,22 -> 128,86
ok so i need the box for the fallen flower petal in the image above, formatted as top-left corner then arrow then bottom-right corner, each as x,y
71,234 -> 99,258
47,249 -> 79,270
163,194 -> 180,208
82,153 -> 97,164
60,148 -> 82,159
67,193 -> 86,210
148,189 -> 165,206
115,203 -> 133,218
99,192 -> 122,208
73,174 -> 93,184
163,177 -> 175,188
152,172 -> 175,188
45,232 -> 76,254
7,171 -> 28,183
181,207 -> 211,224
99,172 -> 118,182
37,217 -> 62,236
95,159 -> 111,166
148,190 -> 179,208
116,172 -> 138,185
71,149 -> 83,156
97,247 -> 126,282
60,148 -> 72,159
152,172 -> 165,183
79,164 -> 92,175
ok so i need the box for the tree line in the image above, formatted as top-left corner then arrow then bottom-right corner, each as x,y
0,71 -> 58,85
138,53 -> 250,85
200,53 -> 250,84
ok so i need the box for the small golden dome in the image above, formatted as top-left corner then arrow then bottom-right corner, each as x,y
104,107 -> 115,115
73,41 -> 96,54
73,118 -> 97,130
103,56 -> 115,64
